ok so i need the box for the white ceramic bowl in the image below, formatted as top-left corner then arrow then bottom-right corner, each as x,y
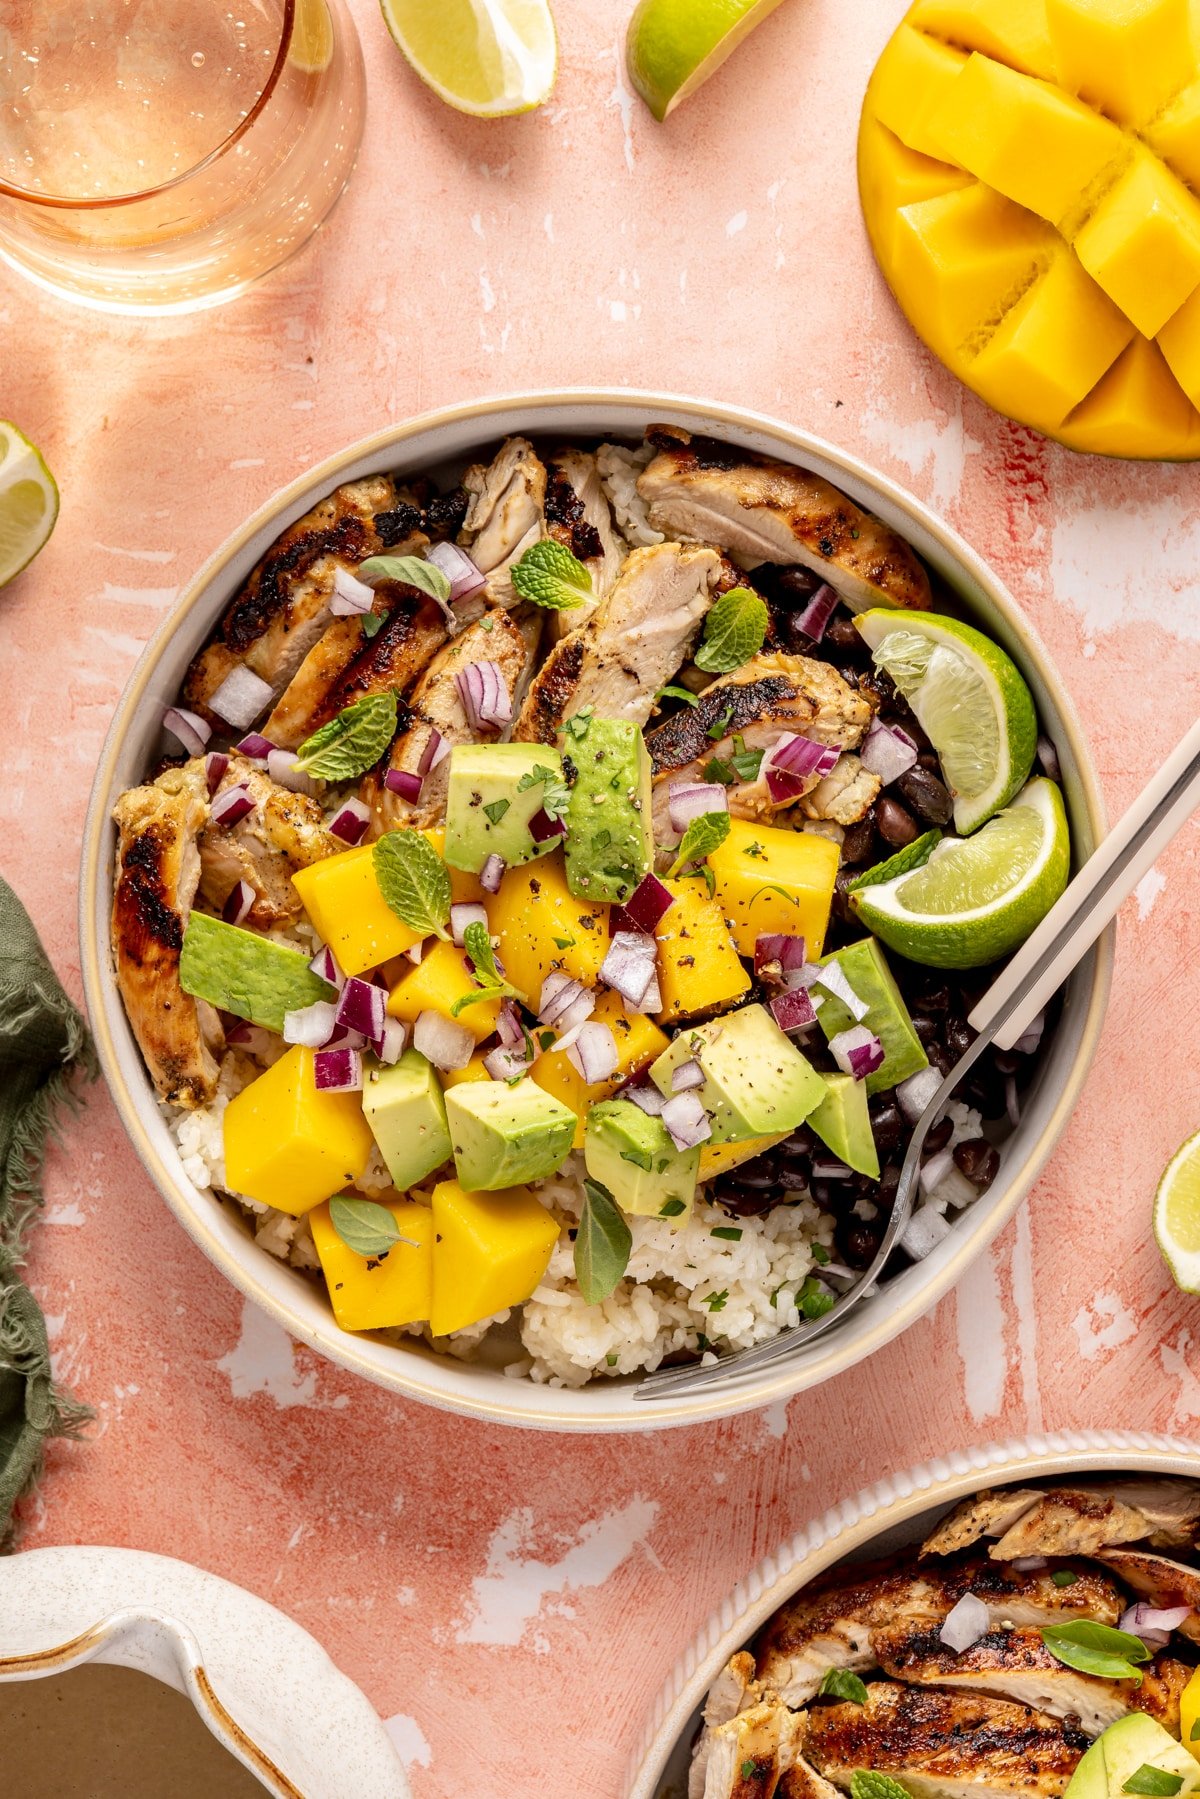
628,1430 -> 1200,1798
0,1544 -> 407,1797
80,390 -> 1112,1433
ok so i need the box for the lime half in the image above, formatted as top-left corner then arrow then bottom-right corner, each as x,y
1155,1131 -> 1200,1294
850,778 -> 1069,969
626,0 -> 785,122
856,609 -> 1038,835
379,0 -> 557,117
0,421 -> 58,589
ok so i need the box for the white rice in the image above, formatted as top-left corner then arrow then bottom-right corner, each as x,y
596,441 -> 664,547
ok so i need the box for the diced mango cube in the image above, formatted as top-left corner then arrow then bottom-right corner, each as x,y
441,1053 -> 492,1089
488,852 -> 608,1001
1144,79 -> 1200,195
653,876 -> 752,1026
223,1046 -> 374,1216
909,0 -> 1058,78
867,24 -> 969,161
1046,0 -> 1190,126
425,828 -> 488,906
386,938 -> 501,1043
697,1133 -> 789,1185
291,829 -> 482,978
706,819 -> 839,961
858,116 -> 974,267
531,989 -> 670,1146
927,52 -> 1129,230
969,251 -> 1135,426
1074,150 -> 1200,338
429,1177 -> 561,1337
1059,337 -> 1200,458
890,183 -> 1055,360
310,1198 -> 433,1332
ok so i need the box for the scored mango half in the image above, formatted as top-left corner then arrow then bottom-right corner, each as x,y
859,0 -> 1200,458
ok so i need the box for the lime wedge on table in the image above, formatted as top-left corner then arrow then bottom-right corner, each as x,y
379,0 -> 557,117
855,609 -> 1038,835
1155,1132 -> 1200,1294
0,422 -> 58,590
849,778 -> 1069,970
626,0 -> 785,122
289,0 -> 334,73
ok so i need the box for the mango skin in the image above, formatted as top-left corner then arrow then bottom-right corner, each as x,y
223,1046 -> 374,1217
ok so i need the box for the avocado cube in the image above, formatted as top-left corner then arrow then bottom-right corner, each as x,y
444,743 -> 565,873
444,1077 -> 576,1190
815,938 -> 928,1095
179,912 -> 335,1033
584,1099 -> 700,1220
808,1073 -> 880,1179
361,1049 -> 453,1191
649,1002 -> 825,1144
1063,1714 -> 1200,1799
562,716 -> 653,904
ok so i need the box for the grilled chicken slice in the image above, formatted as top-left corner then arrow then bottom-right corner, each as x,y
778,1752 -> 844,1799
702,1702 -> 804,1799
801,1680 -> 1088,1799
183,476 -> 399,724
361,609 -> 538,834
754,1558 -> 1121,1707
515,542 -> 721,744
690,1655 -> 763,1799
796,754 -> 880,827
636,429 -> 931,614
112,761 -> 222,1108
928,1483 -> 1200,1561
924,1492 -> 1046,1557
646,653 -> 873,836
460,437 -> 546,606
873,1623 -> 1189,1736
198,758 -> 339,928
544,448 -> 626,634
1099,1549 -> 1200,1645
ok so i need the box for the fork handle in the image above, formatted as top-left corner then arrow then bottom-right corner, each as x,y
970,714 -> 1200,1051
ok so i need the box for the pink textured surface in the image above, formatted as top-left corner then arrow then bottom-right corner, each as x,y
3,2 -> 1200,1794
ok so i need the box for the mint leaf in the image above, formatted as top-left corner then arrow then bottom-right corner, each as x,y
329,1197 -> 417,1259
450,920 -> 526,1015
695,587 -> 768,675
510,539 -> 592,611
851,1775 -> 912,1799
373,830 -> 452,939
847,830 -> 941,893
818,1669 -> 869,1704
1039,1621 -> 1150,1684
517,762 -> 571,820
1124,1770 -> 1184,1797
357,553 -> 452,604
575,1178 -> 632,1304
295,691 -> 398,780
656,684 -> 699,707
669,810 -> 731,878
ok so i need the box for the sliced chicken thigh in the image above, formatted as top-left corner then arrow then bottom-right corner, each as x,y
198,757 -> 339,928
460,437 -> 546,606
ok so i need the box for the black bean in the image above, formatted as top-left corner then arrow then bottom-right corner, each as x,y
876,797 -> 920,847
726,1163 -> 779,1193
711,1183 -> 775,1218
925,1040 -> 954,1077
945,1017 -> 975,1061
954,1138 -> 1001,1189
912,1015 -> 939,1046
869,1098 -> 906,1154
842,1224 -> 883,1269
917,750 -> 940,771
840,817 -> 876,866
825,614 -> 865,653
914,984 -> 952,1015
897,765 -> 954,826
924,1117 -> 954,1154
776,1129 -> 816,1160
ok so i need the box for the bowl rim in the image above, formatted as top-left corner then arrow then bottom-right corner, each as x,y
626,1429 -> 1200,1797
79,387 -> 1114,1432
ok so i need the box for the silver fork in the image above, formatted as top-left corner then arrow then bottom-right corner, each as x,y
635,714 -> 1200,1402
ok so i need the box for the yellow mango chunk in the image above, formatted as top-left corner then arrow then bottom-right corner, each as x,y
909,0 -> 1059,78
1060,338 -> 1200,458
1074,150 -> 1200,338
697,1133 -> 789,1185
429,1178 -> 560,1337
707,819 -> 839,962
969,252 -> 1135,425
1181,1666 -> 1200,1765
488,852 -> 608,1001
927,52 -> 1128,230
531,990 -> 670,1146
310,1198 -> 433,1332
889,183 -> 1055,361
1046,0 -> 1190,125
441,1053 -> 492,1089
386,938 -> 501,1044
1144,80 -> 1200,194
858,117 -> 974,266
291,829 -> 483,978
867,24 -> 969,160
223,1046 -> 374,1217
653,876 -> 752,1027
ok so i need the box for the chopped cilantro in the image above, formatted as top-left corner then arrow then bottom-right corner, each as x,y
659,1197 -> 687,1218
1051,1569 -> 1078,1588
551,934 -> 576,950
811,1243 -> 831,1265
620,1146 -> 654,1172
711,1226 -> 743,1241
798,1276 -> 836,1319
538,1030 -> 556,1051
705,1289 -> 729,1312
743,841 -> 765,859
707,704 -> 735,740
361,611 -> 385,640
483,798 -> 510,825
656,684 -> 699,707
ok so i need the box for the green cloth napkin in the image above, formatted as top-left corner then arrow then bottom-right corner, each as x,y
0,878 -> 95,1546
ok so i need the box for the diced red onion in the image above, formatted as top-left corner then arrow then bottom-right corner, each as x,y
626,971 -> 662,1016
667,781 -> 728,837
235,732 -> 275,762
268,747 -> 320,797
538,971 -> 596,1030
762,733 -> 841,804
670,1058 -> 705,1093
902,1205 -> 952,1261
283,999 -> 339,1048
163,706 -> 211,757
479,854 -> 505,894
770,988 -> 818,1034
330,567 -> 376,617
450,902 -> 489,945
455,660 -> 512,732
1011,1556 -> 1049,1572
223,1019 -> 264,1050
329,797 -> 371,845
754,933 -> 809,977
830,1025 -> 885,1081
204,751 -> 230,795
920,1145 -> 956,1196
210,783 -> 255,828
309,945 -> 345,991
314,1047 -> 363,1092
418,729 -> 451,777
210,665 -> 273,731
324,1027 -> 367,1053
529,806 -> 567,843
426,539 -> 487,603
484,1043 -> 533,1081
610,873 -> 675,937
661,1090 -> 712,1151
795,583 -> 839,642
384,767 -> 424,802
1120,1602 -> 1192,1641
222,880 -> 255,927
414,1009 -> 474,1073
1013,1011 -> 1045,1056
599,931 -> 659,1009
861,718 -> 920,786
567,1021 -> 619,1085
1037,734 -> 1061,781
939,1592 -> 990,1653
1005,1075 -> 1021,1130
377,1017 -> 409,1065
336,977 -> 387,1046
811,1156 -> 853,1180
897,1066 -> 942,1123
495,1000 -> 525,1049
624,1082 -> 667,1117
814,962 -> 869,1022
405,937 -> 430,964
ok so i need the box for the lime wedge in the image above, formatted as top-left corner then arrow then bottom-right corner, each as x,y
0,422 -> 58,590
1155,1131 -> 1200,1294
379,0 -> 557,117
855,609 -> 1038,835
626,0 -> 785,122
849,778 -> 1069,969
289,0 -> 334,73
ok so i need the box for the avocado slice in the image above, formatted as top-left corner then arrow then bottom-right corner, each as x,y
179,912 -> 335,1033
808,1073 -> 880,1178
649,1002 -> 825,1144
443,743 -> 565,873
362,1049 -> 453,1190
561,716 -> 653,904
444,1077 -> 576,1190
584,1099 -> 700,1219
815,937 -> 928,1095
1065,1714 -> 1200,1799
